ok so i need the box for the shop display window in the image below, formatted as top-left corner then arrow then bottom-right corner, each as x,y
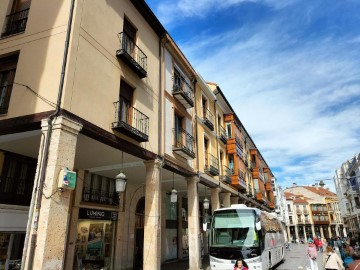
0,232 -> 25,270
74,221 -> 114,270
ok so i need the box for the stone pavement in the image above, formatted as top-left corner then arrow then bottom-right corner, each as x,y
161,243 -> 325,270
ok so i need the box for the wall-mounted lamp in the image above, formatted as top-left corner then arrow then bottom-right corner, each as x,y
170,172 -> 178,203
203,197 -> 210,210
203,186 -> 210,210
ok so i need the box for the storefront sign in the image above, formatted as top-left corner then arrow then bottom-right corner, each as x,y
79,208 -> 118,221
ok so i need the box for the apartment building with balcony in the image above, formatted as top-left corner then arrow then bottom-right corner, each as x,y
0,0 -> 279,269
334,153 -> 360,237
285,192 -> 313,242
286,184 -> 344,240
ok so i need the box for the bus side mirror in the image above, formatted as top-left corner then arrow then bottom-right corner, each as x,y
255,221 -> 261,231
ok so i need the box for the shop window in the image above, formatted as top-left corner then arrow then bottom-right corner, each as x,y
74,208 -> 117,270
0,232 -> 25,269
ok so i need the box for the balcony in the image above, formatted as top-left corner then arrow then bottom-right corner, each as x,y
247,184 -> 253,197
238,169 -> 245,181
116,32 -> 147,78
1,9 -> 29,38
235,135 -> 243,149
202,108 -> 214,131
112,101 -> 149,142
218,126 -> 227,144
82,188 -> 119,205
269,202 -> 275,209
205,153 -> 219,176
296,209 -> 302,214
173,79 -> 194,108
265,181 -> 272,191
221,165 -> 232,184
255,190 -> 269,204
172,128 -> 196,159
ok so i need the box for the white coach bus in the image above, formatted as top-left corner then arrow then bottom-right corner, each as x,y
208,204 -> 285,270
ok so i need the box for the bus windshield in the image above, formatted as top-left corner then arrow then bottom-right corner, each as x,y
210,210 -> 259,248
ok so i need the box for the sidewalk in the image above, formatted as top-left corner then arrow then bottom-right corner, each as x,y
161,243 -> 325,270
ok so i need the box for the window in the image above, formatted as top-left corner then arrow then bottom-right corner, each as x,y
122,17 -> 137,56
228,154 -> 234,174
174,67 -> 184,90
82,173 -> 117,205
174,112 -> 183,139
2,0 -> 31,37
204,137 -> 209,167
0,151 -> 36,206
119,80 -> 134,125
226,123 -> 232,138
0,55 -> 18,114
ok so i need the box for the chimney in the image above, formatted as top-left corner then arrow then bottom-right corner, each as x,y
319,180 -> 325,187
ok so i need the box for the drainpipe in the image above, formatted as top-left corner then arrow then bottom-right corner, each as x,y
213,96 -> 219,187
158,34 -> 166,157
23,0 -> 76,269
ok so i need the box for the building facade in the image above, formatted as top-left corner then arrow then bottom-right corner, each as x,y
334,153 -> 360,237
0,0 -> 277,269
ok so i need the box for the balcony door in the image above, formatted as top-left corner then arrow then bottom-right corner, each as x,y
174,112 -> 183,147
123,18 -> 136,57
119,80 -> 133,125
204,137 -> 209,168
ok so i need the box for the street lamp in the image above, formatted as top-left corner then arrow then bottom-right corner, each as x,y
115,152 -> 127,209
170,172 -> 178,204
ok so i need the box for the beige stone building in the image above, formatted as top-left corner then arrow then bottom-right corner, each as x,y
0,0 -> 277,269
285,185 -> 344,242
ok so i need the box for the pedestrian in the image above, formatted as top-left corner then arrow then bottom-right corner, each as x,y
307,239 -> 319,270
314,237 -> 320,251
323,246 -> 345,270
318,238 -> 323,253
347,252 -> 360,270
233,259 -> 248,270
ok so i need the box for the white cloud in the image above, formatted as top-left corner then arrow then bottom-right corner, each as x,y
174,8 -> 360,191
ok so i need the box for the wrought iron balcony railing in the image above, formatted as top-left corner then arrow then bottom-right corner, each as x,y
82,188 -> 119,206
1,9 -> 29,38
116,32 -> 147,78
112,101 -> 149,142
172,128 -> 195,159
205,153 -> 219,176
238,169 -> 245,181
221,165 -> 232,184
202,107 -> 214,131
218,125 -> 227,144
173,75 -> 194,108
247,184 -> 253,197
235,135 -> 243,149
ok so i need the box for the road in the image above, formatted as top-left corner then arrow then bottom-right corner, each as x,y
161,243 -> 325,270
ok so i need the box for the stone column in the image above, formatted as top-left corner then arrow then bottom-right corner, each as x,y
24,117 -> 82,270
303,225 -> 307,241
286,226 -> 291,242
211,187 -> 221,214
320,226 -> 324,238
328,226 -> 332,238
221,192 -> 231,208
230,196 -> 239,205
311,225 -> 316,238
186,177 -> 201,270
143,159 -> 162,270
295,225 -> 299,242
178,195 -> 184,259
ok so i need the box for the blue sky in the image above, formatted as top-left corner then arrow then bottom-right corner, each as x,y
146,0 -> 360,191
